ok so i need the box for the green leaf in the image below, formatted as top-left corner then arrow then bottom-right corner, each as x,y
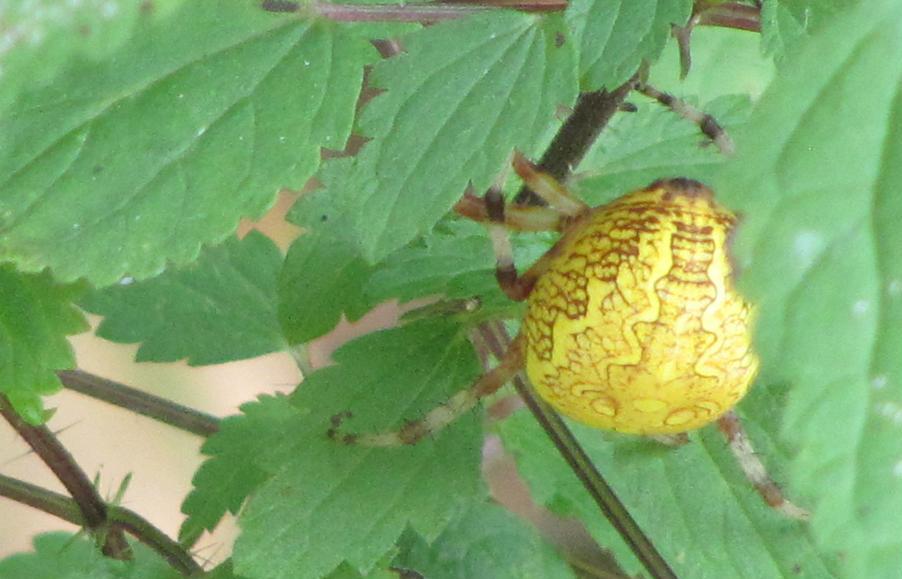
714,2 -> 902,576
0,0 -> 171,112
566,0 -> 691,90
395,502 -> 576,579
578,94 -> 751,205
0,265 -> 87,423
278,230 -> 375,344
179,394 -> 301,545
81,232 -> 285,366
760,0 -> 851,62
0,532 -> 180,579
233,320 -> 486,579
0,2 -> 373,285
295,11 -> 577,264
499,406 -> 840,578
366,219 -> 551,317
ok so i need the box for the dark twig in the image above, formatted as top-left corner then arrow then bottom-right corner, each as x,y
696,2 -> 760,32
0,473 -> 202,576
0,394 -> 131,559
58,370 -> 220,438
476,323 -> 677,579
264,0 -> 757,28
513,81 -> 635,206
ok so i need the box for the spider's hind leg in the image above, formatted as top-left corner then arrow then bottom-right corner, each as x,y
328,334 -> 526,447
717,411 -> 810,521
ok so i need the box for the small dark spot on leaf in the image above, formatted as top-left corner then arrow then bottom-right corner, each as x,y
320,214 -> 328,222
93,165 -> 104,174
140,0 -> 155,14
792,563 -> 802,574
78,25 -> 91,37
555,32 -> 566,48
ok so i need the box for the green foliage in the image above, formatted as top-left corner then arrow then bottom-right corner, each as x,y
566,0 -> 691,90
179,394 -> 301,545
278,230 -> 375,344
292,11 -> 578,263
1,1 -> 898,578
760,0 -> 851,60
715,1 -> 902,575
499,406 -> 839,578
395,502 -> 576,579
0,532 -> 180,579
0,265 -> 87,423
232,321 -> 485,579
0,1 -> 372,286
82,232 -> 285,365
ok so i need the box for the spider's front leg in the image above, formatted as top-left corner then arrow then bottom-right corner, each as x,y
717,411 -> 810,520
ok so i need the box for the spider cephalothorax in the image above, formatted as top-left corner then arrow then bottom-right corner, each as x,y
523,179 -> 757,435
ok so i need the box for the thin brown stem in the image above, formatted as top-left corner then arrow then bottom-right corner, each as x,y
0,394 -> 131,559
696,2 -> 760,32
478,322 -> 677,579
0,473 -> 203,576
58,370 -> 220,438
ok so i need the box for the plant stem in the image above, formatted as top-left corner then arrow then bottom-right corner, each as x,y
0,473 -> 203,576
262,0 -> 759,28
514,81 -> 635,205
58,370 -> 220,438
477,323 -> 677,579
0,394 -> 132,560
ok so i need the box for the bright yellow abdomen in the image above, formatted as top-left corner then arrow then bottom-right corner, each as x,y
524,179 -> 758,435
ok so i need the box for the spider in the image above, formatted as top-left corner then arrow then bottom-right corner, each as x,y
328,89 -> 809,521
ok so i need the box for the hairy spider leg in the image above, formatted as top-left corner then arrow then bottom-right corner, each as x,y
328,334 -> 526,446
511,151 -> 590,215
635,82 -> 735,156
717,411 -> 810,520
454,193 -> 568,232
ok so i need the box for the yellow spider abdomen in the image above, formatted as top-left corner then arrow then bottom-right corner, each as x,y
524,179 -> 758,435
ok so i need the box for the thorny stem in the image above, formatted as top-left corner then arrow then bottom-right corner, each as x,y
0,473 -> 203,576
58,370 -> 220,438
475,323 -> 678,579
263,0 -> 760,28
0,394 -> 132,560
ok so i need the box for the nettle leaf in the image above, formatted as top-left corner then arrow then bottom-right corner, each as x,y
760,0 -> 850,61
81,232 -> 284,366
649,25 -> 774,104
367,219 -> 552,318
0,265 -> 87,423
578,94 -> 751,206
0,2 -> 373,286
566,0 -> 691,90
499,407 -> 839,578
278,230 -> 375,344
714,2 -> 902,576
179,394 -> 301,545
0,0 -> 166,111
395,502 -> 576,579
0,532 -> 180,579
294,11 -> 577,264
233,320 -> 485,579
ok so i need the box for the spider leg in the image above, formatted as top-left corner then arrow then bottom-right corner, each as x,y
455,193 -> 569,232
717,411 -> 810,520
635,82 -> 735,156
511,152 -> 590,216
328,334 -> 526,447
651,433 -> 690,447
